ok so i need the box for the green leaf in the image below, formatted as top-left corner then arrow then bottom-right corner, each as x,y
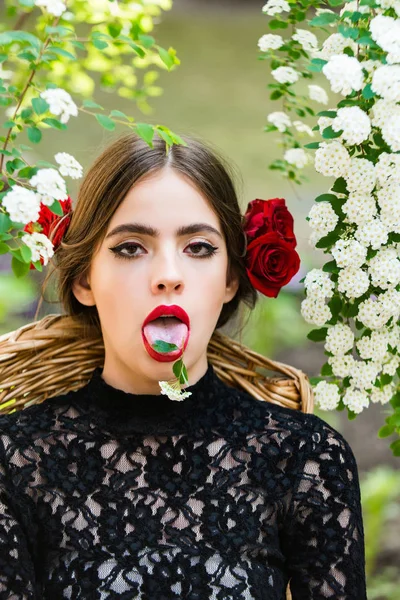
381,373 -> 393,385
390,439 -> 400,456
32,260 -> 43,272
32,97 -> 49,115
158,47 -> 175,69
304,142 -> 320,149
315,193 -> 338,203
152,340 -> 179,353
310,13 -> 339,26
83,99 -> 104,110
92,39 -> 108,50
95,114 -> 115,130
317,110 -> 337,118
0,241 -> 8,254
109,109 -> 131,120
307,327 -> 328,342
338,24 -> 359,40
42,118 -> 67,130
322,126 -> 342,139
321,362 -> 333,376
362,83 -> 376,99
328,295 -> 343,318
322,260 -> 339,273
27,127 -> 42,144
0,213 -> 12,233
135,123 -> 154,146
108,22 -> 122,38
0,31 -> 42,51
270,90 -> 283,100
20,243 -> 32,263
11,255 -> 30,278
331,177 -> 348,194
48,47 -> 76,60
48,200 -> 63,216
315,232 -> 337,249
269,19 -> 289,30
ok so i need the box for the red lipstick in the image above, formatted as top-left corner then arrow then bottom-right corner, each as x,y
142,305 -> 190,362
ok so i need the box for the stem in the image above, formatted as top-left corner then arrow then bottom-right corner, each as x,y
13,12 -> 31,31
0,16 -> 61,173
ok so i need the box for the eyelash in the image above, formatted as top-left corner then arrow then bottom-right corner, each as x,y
110,241 -> 219,261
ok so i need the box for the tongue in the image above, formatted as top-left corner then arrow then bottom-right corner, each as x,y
143,317 -> 188,351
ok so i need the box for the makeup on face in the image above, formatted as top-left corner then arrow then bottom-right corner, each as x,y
142,304 -> 190,362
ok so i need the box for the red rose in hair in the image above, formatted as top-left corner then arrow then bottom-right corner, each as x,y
243,198 -> 300,297
24,197 -> 72,269
244,197 -> 296,247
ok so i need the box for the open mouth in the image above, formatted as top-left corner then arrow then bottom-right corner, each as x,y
141,309 -> 190,362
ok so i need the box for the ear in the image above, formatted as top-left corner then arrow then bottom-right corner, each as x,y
223,272 -> 240,304
71,272 -> 96,307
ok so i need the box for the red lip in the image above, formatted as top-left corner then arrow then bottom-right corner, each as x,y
142,305 -> 190,329
141,305 -> 191,362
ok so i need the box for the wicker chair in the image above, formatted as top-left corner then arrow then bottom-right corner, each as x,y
0,313 -> 315,600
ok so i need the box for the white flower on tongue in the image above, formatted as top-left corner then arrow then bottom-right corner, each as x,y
156,342 -> 192,401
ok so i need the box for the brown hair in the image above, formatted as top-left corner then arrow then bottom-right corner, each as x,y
44,132 -> 257,333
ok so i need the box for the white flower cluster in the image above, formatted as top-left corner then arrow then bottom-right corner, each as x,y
301,297 -> 332,326
308,84 -> 328,105
267,111 -> 291,132
308,201 -> 339,244
371,99 -> 400,130
344,158 -> 376,194
21,232 -> 54,266
338,266 -> 370,299
331,239 -> 367,269
348,360 -> 381,390
314,142 -> 350,178
40,88 -> 78,124
159,380 -> 192,401
323,54 -> 364,96
29,168 -> 68,206
358,290 -> 400,329
328,354 -> 355,378
325,323 -> 355,356
262,0 -> 290,16
271,66 -> 299,84
376,153 -> 400,186
293,120 -> 314,137
35,0 -> 66,17
357,330 -> 389,362
355,217 -> 389,249
313,381 -> 341,411
292,29 -> 318,53
370,384 -> 395,405
376,184 -> 400,233
332,107 -> 371,146
377,0 -> 400,17
372,65 -> 400,102
342,388 -> 370,414
340,1 -> 370,20
316,33 -> 357,61
370,15 -> 400,65
2,185 -> 40,224
342,193 -> 377,226
304,268 -> 335,298
368,247 -> 400,289
258,34 -> 284,52
55,152 -> 83,179
284,148 -> 309,168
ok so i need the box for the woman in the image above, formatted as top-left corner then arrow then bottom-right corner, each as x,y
0,133 -> 366,599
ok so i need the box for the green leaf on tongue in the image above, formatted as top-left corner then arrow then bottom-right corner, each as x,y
152,339 -> 179,353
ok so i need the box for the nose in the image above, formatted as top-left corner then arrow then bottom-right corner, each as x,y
150,248 -> 184,294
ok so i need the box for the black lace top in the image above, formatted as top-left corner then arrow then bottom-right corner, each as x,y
0,362 -> 367,599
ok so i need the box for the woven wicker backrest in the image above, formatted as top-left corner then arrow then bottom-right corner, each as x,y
0,313 -> 314,415
0,313 -> 314,600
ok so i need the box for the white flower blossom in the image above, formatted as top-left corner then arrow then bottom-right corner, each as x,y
318,114 -> 334,135
370,15 -> 400,64
344,158 -> 376,194
382,115 -> 400,151
323,54 -> 364,96
357,330 -> 389,363
313,381 -> 341,411
40,88 -> 78,124
376,184 -> 400,219
370,384 -> 395,405
314,141 -> 350,178
377,0 -> 400,17
159,380 -> 192,401
371,99 -> 400,131
54,152 -> 83,179
376,153 -> 400,187
300,297 -> 332,326
292,29 -> 318,53
271,66 -> 299,84
358,296 -> 394,329
343,388 -> 370,414
331,239 -> 367,269
371,65 -> 400,101
293,120 -> 315,137
328,354 -> 356,378
349,360 -> 381,390
267,111 -> 291,132
2,185 -> 41,225
338,267 -> 370,299
316,33 -> 357,61
325,323 -> 355,356
284,148 -> 309,168
308,84 -> 329,105
35,0 -> 67,17
355,218 -> 389,250
21,232 -> 54,265
368,247 -> 400,289
29,168 -> 68,206
382,352 -> 400,375
308,201 -> 339,238
332,106 -> 371,146
304,269 -> 335,299
258,34 -> 284,52
262,0 -> 290,16
342,192 -> 377,226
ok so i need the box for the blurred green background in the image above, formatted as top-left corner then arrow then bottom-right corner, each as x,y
1,1 -> 399,595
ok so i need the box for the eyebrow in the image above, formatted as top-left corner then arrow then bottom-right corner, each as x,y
105,222 -> 223,240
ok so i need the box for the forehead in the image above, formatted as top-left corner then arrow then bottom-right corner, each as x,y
108,168 -> 220,227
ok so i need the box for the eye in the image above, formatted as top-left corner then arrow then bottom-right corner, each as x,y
186,242 -> 219,258
109,243 -> 144,260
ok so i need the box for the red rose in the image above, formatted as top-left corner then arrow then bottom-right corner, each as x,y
244,197 -> 296,247
24,197 -> 72,269
245,231 -> 300,298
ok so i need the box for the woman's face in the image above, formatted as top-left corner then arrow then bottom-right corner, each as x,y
72,167 -> 239,394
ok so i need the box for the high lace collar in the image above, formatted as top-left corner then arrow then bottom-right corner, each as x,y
80,362 -> 232,435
